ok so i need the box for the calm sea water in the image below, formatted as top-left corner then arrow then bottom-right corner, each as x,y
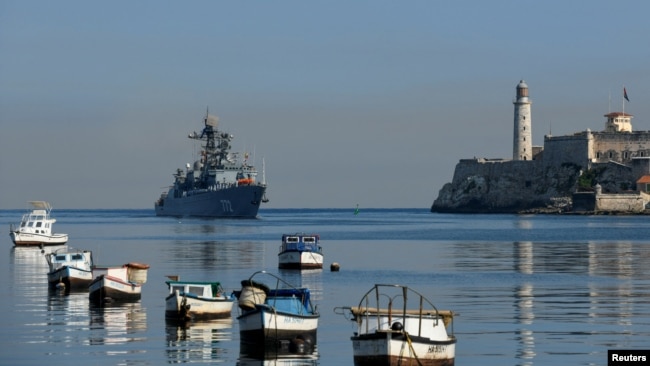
2,208 -> 650,365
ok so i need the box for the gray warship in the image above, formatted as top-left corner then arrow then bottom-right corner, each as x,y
155,112 -> 267,218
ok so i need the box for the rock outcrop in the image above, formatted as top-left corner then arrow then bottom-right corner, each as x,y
431,159 -> 635,213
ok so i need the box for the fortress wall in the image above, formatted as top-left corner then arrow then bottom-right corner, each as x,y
631,157 -> 650,178
542,134 -> 591,167
542,131 -> 650,167
595,193 -> 645,213
572,191 -> 646,212
452,159 -> 537,184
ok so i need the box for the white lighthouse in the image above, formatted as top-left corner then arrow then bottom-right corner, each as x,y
513,80 -> 532,160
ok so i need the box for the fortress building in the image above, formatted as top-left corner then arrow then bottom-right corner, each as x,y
432,81 -> 650,213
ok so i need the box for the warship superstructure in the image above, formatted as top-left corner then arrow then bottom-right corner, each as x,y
155,112 -> 267,218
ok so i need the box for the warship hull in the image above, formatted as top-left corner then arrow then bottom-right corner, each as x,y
155,185 -> 266,218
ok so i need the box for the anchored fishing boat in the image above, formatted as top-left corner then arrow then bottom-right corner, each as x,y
10,201 -> 68,246
336,284 -> 457,366
154,111 -> 268,218
46,247 -> 94,291
165,278 -> 235,321
235,271 -> 319,358
89,262 -> 150,305
278,233 -> 323,270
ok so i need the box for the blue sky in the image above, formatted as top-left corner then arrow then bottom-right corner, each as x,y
1,1 -> 649,209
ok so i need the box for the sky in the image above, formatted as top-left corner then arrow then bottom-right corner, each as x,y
1,1 -> 650,209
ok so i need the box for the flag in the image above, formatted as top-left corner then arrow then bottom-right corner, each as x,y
624,87 -> 630,102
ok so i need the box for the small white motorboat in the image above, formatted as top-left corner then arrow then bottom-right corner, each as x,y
45,247 -> 94,291
89,262 -> 150,305
10,201 -> 68,246
336,284 -> 457,366
235,270 -> 319,358
278,233 -> 323,269
165,278 -> 235,321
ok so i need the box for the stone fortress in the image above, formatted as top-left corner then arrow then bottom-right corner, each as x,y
431,80 -> 650,213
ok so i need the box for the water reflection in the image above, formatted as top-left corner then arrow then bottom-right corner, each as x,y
165,240 -> 266,270
171,220 -> 262,237
41,292 -> 90,348
237,354 -> 319,366
11,245 -> 65,290
277,269 -> 324,302
514,241 -> 650,278
239,340 -> 319,362
587,241 -> 636,278
515,328 -> 535,365
515,217 -> 533,230
515,283 -> 535,364
165,318 -> 233,363
88,302 -> 147,346
514,241 -> 533,274
12,245 -> 62,264
454,240 -> 650,364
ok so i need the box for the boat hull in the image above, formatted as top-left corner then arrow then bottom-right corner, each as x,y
165,292 -> 234,321
345,284 -> 457,366
11,232 -> 68,246
351,331 -> 456,366
47,266 -> 93,291
89,275 -> 142,305
155,185 -> 266,218
238,305 -> 318,354
278,251 -> 323,269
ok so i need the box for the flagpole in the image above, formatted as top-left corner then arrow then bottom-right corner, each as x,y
608,89 -> 611,113
623,85 -> 625,115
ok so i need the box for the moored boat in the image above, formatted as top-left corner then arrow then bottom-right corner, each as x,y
154,111 -> 268,218
235,271 -> 319,358
10,201 -> 68,246
165,278 -> 235,321
89,262 -> 150,305
45,247 -> 94,291
336,284 -> 457,366
278,233 -> 323,270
